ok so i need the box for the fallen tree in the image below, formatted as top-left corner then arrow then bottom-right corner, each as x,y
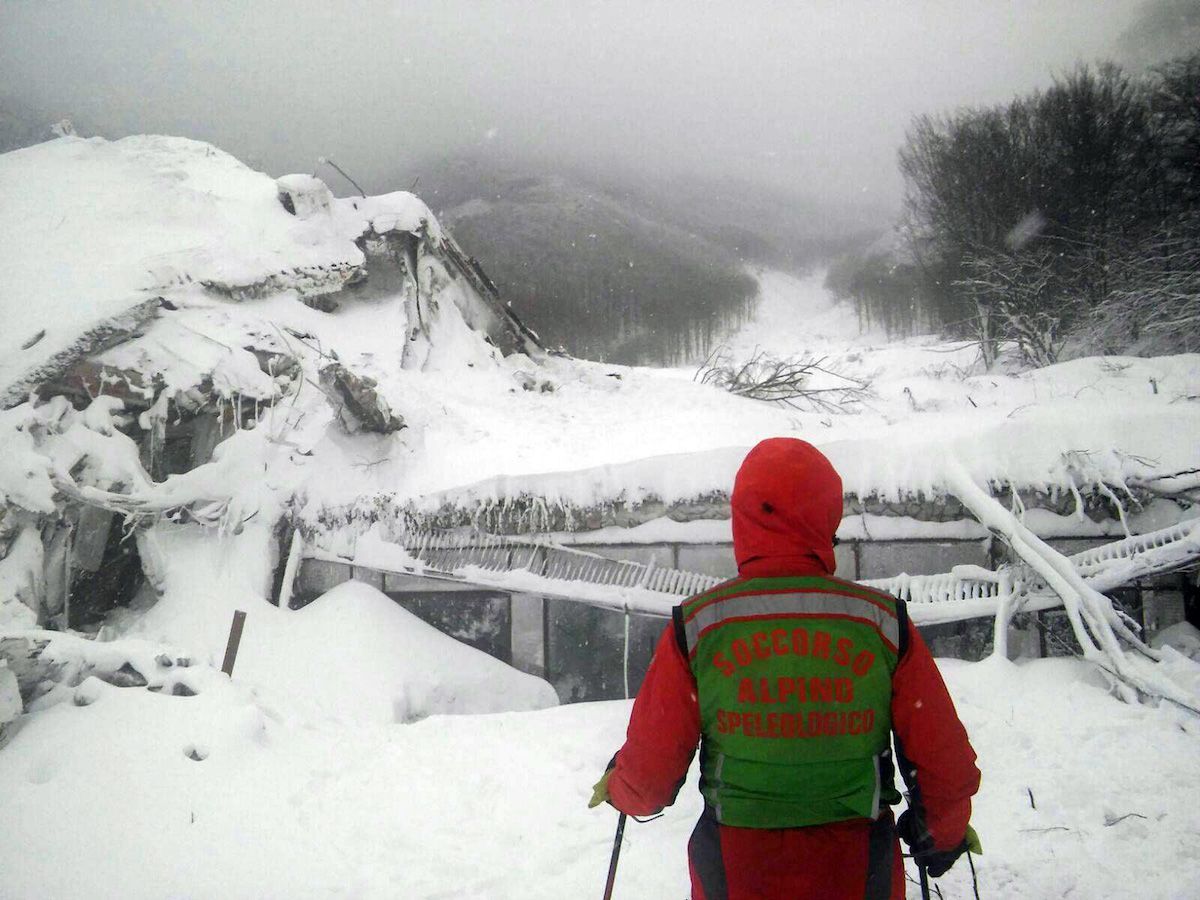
944,456 -> 1200,716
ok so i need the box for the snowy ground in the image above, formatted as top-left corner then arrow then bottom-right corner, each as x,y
2,612 -> 1197,899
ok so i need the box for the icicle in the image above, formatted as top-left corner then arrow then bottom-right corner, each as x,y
277,529 -> 305,610
1009,481 -> 1026,520
1066,475 -> 1085,521
1096,482 -> 1133,539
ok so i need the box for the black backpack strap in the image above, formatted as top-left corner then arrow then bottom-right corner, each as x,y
865,813 -> 897,900
672,604 -> 689,658
895,594 -> 911,660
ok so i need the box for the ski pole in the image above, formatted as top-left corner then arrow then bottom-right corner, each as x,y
602,812 -> 627,900
917,861 -> 931,900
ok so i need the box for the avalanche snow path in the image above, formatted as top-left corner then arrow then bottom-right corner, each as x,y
1,656 -> 1197,899
722,268 -> 886,355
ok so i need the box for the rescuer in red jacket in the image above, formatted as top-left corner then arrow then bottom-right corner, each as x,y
590,438 -> 981,899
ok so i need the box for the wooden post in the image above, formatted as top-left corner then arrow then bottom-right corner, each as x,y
62,525 -> 73,630
221,610 -> 247,676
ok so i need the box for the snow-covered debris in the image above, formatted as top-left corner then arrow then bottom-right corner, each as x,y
0,136 -> 354,405
0,661 -> 19,728
318,362 -> 405,434
1152,621 -> 1200,661
275,173 -> 332,218
0,527 -> 43,629
0,131 -> 557,632
0,404 -> 58,514
0,134 -> 535,410
347,190 -> 443,240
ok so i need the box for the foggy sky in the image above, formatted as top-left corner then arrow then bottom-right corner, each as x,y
0,0 -> 1151,212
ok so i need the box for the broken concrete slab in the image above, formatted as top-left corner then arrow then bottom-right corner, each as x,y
318,362 -> 405,435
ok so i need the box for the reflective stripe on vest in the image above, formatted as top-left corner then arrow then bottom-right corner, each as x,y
682,580 -> 900,658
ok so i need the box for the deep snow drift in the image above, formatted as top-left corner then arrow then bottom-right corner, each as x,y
0,638 -> 1196,899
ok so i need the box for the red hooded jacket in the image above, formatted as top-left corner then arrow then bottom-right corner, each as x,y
607,438 -> 980,899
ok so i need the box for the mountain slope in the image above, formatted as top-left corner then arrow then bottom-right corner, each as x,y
422,159 -> 758,364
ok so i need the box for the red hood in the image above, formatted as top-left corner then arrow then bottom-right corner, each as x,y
731,438 -> 844,575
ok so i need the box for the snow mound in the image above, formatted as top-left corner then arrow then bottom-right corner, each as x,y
112,524 -> 556,724
237,580 -> 559,724
1152,621 -> 1200,661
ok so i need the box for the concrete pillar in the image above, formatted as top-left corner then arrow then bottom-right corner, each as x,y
510,592 -> 545,677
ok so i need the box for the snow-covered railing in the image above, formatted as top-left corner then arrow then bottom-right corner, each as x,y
859,566 -> 1018,625
1062,518 -> 1200,588
422,531 -> 719,598
303,517 -> 1200,626
860,519 -> 1200,625
301,526 -> 721,619
389,528 -> 721,598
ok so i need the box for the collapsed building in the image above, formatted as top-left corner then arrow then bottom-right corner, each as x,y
0,135 -> 547,715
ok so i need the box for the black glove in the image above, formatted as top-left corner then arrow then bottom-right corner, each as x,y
896,808 -> 968,878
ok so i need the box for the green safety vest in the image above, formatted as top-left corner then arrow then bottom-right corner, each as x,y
675,575 -> 905,829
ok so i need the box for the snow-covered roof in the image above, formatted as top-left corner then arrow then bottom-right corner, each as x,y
313,349 -> 1200,537
0,135 -> 440,406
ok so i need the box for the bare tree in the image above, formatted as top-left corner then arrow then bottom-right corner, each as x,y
695,348 -> 872,413
1088,216 -> 1200,353
955,243 -> 1078,367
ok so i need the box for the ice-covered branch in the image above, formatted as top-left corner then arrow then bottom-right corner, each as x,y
944,456 -> 1200,715
2,396 -> 282,535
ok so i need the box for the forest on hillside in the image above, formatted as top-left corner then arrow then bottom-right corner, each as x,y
428,166 -> 767,365
827,51 -> 1200,367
